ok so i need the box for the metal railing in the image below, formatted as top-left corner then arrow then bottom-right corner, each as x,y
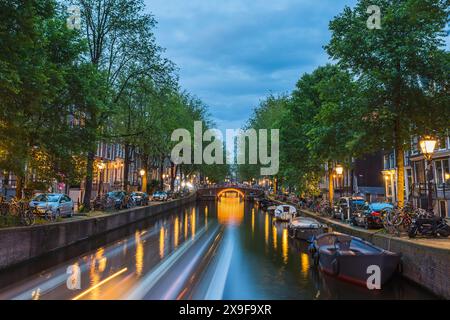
411,183 -> 450,200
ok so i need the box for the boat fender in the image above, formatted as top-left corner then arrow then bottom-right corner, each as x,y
331,258 -> 339,276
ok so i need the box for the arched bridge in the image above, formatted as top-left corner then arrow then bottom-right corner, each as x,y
197,185 -> 264,200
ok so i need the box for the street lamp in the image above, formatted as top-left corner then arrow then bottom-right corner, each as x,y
419,136 -> 437,212
335,164 -> 344,198
96,161 -> 106,195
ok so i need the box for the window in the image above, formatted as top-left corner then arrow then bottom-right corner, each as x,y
411,136 -> 419,155
406,168 -> 413,196
435,160 -> 443,185
434,158 -> 450,187
389,153 -> 395,168
437,138 -> 446,150
414,161 -> 425,184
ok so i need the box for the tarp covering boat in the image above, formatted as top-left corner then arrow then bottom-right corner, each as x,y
274,205 -> 297,221
309,232 -> 401,287
288,217 -> 328,241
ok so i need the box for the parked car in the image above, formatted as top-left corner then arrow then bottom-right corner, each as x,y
152,191 -> 168,201
107,191 -> 135,210
165,190 -> 173,200
333,196 -> 366,221
351,202 -> 394,229
131,192 -> 149,206
29,193 -> 74,218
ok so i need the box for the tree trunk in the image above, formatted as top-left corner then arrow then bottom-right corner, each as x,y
170,162 -> 176,191
159,157 -> 164,190
328,167 -> 334,206
16,175 -> 24,200
141,155 -> 148,193
395,143 -> 405,208
123,144 -> 130,192
83,151 -> 95,210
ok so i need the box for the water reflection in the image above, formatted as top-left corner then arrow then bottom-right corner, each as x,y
251,208 -> 255,236
135,231 -> 143,277
282,229 -> 288,264
272,225 -> 277,250
159,227 -> 165,259
217,197 -> 244,226
174,217 -> 179,248
184,210 -> 188,239
88,249 -> 105,299
300,253 -> 309,276
191,208 -> 196,238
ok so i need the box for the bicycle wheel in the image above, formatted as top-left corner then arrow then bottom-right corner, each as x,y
45,209 -> 56,221
27,212 -> 36,226
21,211 -> 35,226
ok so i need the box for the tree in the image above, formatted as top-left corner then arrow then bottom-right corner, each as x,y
326,0 -> 450,206
73,0 -> 174,208
0,0 -> 91,197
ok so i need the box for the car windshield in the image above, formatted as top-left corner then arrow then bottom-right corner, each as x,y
33,194 -> 59,202
370,203 -> 393,211
133,192 -> 144,196
108,192 -> 122,198
351,199 -> 365,208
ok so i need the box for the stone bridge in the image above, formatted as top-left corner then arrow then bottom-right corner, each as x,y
196,186 -> 264,200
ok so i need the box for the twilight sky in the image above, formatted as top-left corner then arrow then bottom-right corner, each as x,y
144,0 -> 358,131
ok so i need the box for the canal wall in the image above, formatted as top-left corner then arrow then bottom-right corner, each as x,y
299,209 -> 450,299
0,194 -> 197,271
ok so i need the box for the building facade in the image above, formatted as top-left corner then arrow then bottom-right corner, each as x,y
382,135 -> 450,218
320,152 -> 385,202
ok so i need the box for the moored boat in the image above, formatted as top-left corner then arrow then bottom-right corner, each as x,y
267,205 -> 277,214
309,232 -> 401,287
274,205 -> 297,221
259,198 -> 277,210
288,217 -> 328,241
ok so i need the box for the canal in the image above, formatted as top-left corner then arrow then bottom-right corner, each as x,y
0,197 -> 436,299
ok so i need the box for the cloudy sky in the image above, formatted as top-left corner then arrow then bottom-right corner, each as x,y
144,0 -> 358,131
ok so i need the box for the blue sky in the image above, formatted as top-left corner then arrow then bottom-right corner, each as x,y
143,0 -> 357,131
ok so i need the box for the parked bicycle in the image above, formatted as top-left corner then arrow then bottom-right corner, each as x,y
381,202 -> 433,236
93,194 -> 114,211
8,198 -> 37,226
318,200 -> 333,217
408,215 -> 450,238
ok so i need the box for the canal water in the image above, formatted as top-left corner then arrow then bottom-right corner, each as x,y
0,197 -> 436,300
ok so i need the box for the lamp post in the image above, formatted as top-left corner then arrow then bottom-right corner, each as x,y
139,169 -> 146,192
97,161 -> 106,196
419,136 -> 437,212
335,164 -> 344,197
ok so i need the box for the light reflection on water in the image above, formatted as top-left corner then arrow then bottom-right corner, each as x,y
135,231 -> 143,277
282,228 -> 288,264
159,226 -> 165,259
217,196 -> 244,226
